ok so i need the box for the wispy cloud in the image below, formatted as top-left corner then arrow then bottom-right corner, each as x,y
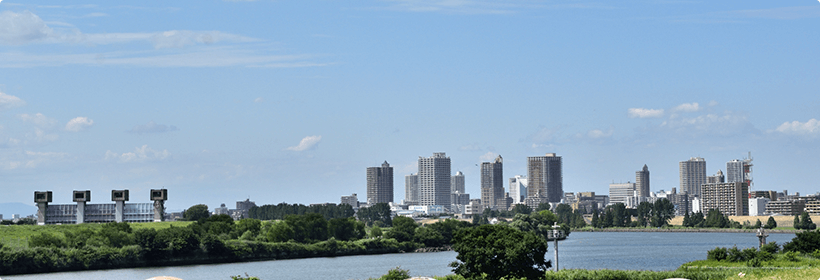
775,119 -> 820,136
373,0 -> 612,15
673,102 -> 701,113
0,91 -> 26,110
287,135 -> 322,151
65,117 -> 93,132
19,113 -> 57,128
479,151 -> 499,162
628,108 -> 664,118
587,128 -> 613,139
105,145 -> 170,163
128,121 -> 178,134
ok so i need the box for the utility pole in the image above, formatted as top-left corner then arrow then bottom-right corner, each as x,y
553,222 -> 561,271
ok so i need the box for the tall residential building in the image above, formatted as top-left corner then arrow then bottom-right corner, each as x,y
509,175 -> 528,204
366,161 -> 394,204
481,155 -> 504,210
609,182 -> 636,205
405,173 -> 419,204
451,171 -> 465,194
679,157 -> 707,198
527,153 -> 563,203
701,182 -> 749,216
635,165 -> 650,197
418,152 -> 451,208
726,158 -> 753,185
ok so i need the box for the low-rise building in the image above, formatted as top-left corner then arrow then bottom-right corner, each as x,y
749,197 -> 770,216
765,200 -> 805,216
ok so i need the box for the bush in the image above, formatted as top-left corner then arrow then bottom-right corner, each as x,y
379,267 -> 410,280
783,251 -> 800,262
707,247 -> 728,261
761,241 -> 779,254
741,247 -> 758,261
727,246 -> 743,262
756,250 -> 774,261
746,257 -> 762,267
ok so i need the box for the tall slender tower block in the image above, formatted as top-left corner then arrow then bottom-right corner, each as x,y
150,189 -> 168,222
481,155 -> 504,209
73,190 -> 91,224
679,157 -> 706,198
635,165 -> 650,197
451,171 -> 465,194
111,190 -> 129,222
405,173 -> 419,204
367,161 -> 394,204
418,152 -> 451,208
527,153 -> 563,203
34,191 -> 52,225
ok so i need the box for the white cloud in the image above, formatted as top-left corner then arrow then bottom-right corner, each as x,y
708,100 -> 719,107
149,30 -> 257,49
128,121 -> 178,134
287,135 -> 322,151
19,113 -> 57,128
673,102 -> 701,112
479,151 -> 498,162
0,49 -> 326,68
661,111 -> 757,137
105,144 -> 170,162
29,128 -> 59,143
254,97 -> 264,103
628,108 -> 664,118
0,150 -> 69,170
459,144 -> 482,151
587,128 -> 613,139
0,91 -> 26,109
775,119 -> 820,135
0,11 -> 53,45
65,117 -> 93,132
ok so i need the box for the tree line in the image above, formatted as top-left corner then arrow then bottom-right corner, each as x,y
247,202 -> 355,220
590,199 -> 676,228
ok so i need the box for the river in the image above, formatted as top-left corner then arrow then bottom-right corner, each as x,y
1,231 -> 796,280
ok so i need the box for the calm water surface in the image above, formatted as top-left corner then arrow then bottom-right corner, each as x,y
2,231 -> 796,280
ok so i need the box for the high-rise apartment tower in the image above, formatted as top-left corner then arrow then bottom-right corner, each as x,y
527,153 -> 563,203
366,161 -> 393,204
481,155 -> 504,210
405,173 -> 419,204
679,157 -> 706,198
635,165 -> 650,197
418,152 -> 451,208
451,171 -> 465,194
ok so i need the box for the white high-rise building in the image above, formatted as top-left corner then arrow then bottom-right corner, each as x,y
509,175 -> 527,204
418,152 -> 451,209
405,173 -> 419,204
451,171 -> 465,194
679,157 -> 707,198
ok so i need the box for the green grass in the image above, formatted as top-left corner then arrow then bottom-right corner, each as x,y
0,221 -> 193,249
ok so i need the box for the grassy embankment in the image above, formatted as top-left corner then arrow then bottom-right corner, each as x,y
0,221 -> 193,249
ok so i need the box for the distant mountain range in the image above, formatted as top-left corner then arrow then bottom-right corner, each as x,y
0,202 -> 37,218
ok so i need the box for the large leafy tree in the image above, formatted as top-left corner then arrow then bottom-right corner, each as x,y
183,204 -> 210,221
636,202 -> 653,227
784,230 -> 820,253
650,199 -> 675,227
386,216 -> 417,242
357,203 -> 392,227
765,216 -> 777,229
450,224 -> 550,280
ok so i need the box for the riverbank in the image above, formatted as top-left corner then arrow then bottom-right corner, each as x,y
574,227 -> 798,233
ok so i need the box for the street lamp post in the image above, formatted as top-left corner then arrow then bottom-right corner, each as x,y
553,222 -> 561,271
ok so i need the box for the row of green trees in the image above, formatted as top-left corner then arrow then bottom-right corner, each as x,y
589,199 -> 675,228
247,203 -> 355,220
793,212 -> 816,230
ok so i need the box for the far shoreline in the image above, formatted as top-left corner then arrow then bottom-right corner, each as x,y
574,227 -> 798,234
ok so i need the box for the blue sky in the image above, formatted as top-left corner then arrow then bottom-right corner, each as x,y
1,0 -> 819,214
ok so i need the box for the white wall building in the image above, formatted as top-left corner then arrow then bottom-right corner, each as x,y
749,197 -> 770,216
509,175 -> 527,204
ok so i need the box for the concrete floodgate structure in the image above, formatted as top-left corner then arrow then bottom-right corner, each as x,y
34,189 -> 167,225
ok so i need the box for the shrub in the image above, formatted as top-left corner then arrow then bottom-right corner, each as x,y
379,267 -> 410,280
727,246 -> 743,262
783,251 -> 800,262
707,247 -> 728,261
761,241 -> 779,254
746,257 -> 762,267
741,247 -> 758,261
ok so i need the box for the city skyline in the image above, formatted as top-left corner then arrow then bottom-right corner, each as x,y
1,1 -> 819,213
